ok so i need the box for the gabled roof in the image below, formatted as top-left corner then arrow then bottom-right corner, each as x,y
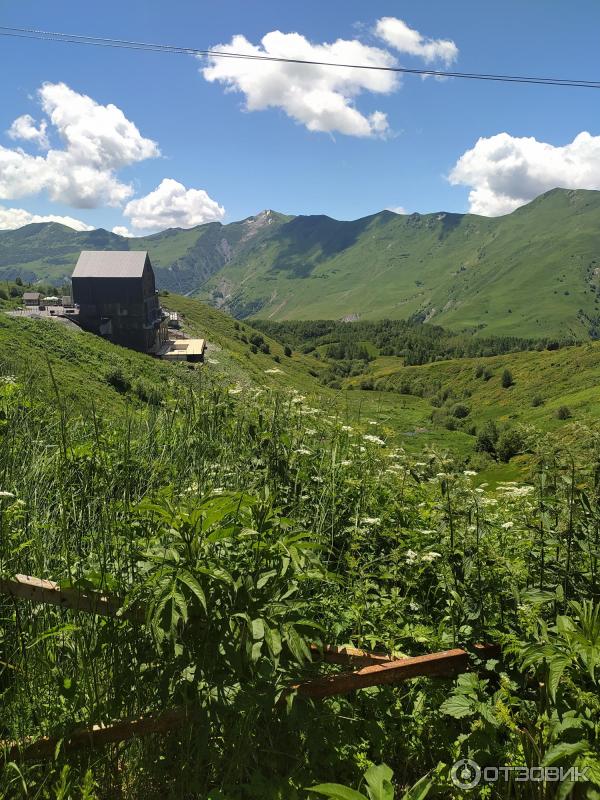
23,292 -> 41,300
72,251 -> 149,279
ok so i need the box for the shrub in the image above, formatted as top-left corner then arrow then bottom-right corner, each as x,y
531,395 -> 544,407
496,427 -> 526,462
273,355 -> 281,363
452,403 -> 470,419
260,343 -> 270,355
474,364 -> 484,378
475,421 -> 498,455
15,277 -> 23,286
284,345 -> 292,357
250,345 -> 258,354
483,368 -> 493,381
360,377 -> 374,390
556,405 -> 572,420
105,367 -> 131,394
234,322 -> 240,330
501,369 -> 514,388
249,334 -> 264,347
0,288 -> 8,300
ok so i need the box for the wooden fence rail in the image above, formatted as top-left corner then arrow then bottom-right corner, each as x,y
0,574 -> 501,760
2,707 -> 191,762
0,574 -> 142,621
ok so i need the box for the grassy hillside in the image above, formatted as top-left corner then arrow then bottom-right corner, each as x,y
3,297 -> 600,798
371,341 -> 600,432
0,210 -> 291,293
0,313 -> 194,412
201,189 -> 600,337
4,188 -> 600,338
6,293 -> 600,469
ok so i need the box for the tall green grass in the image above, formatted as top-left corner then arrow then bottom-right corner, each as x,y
1,371 -> 600,798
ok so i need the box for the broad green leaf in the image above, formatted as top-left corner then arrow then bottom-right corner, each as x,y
542,740 -> 588,766
177,569 -> 207,611
365,764 -> 394,800
401,771 -> 434,800
548,654 -> 571,700
439,694 -> 475,719
251,618 -> 265,640
309,784 -> 368,800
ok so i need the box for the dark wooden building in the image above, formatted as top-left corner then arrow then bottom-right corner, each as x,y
71,251 -> 168,353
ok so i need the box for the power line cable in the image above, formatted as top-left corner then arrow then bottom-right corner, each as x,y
2,25 -> 600,88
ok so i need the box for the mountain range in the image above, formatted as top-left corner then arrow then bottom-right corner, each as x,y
2,187 -> 600,338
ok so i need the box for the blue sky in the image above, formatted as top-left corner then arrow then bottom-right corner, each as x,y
1,1 -> 600,233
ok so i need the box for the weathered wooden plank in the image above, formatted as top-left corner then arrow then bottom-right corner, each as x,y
2,643 -> 502,759
0,574 -> 142,622
3,706 -> 190,761
0,575 -> 392,664
311,644 -> 396,667
295,643 -> 501,699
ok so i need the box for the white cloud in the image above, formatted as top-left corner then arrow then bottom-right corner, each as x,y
7,114 -> 49,148
124,178 -> 225,232
112,225 -> 135,237
375,17 -> 458,65
0,83 -> 159,208
386,205 -> 407,214
202,31 -> 398,137
0,204 -> 93,231
449,131 -> 600,216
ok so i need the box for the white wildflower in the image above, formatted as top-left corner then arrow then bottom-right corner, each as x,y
341,425 -> 353,432
421,551 -> 442,562
264,368 -> 283,374
463,470 -> 477,477
363,434 -> 385,446
341,460 -> 353,467
361,517 -> 381,525
294,448 -> 312,455
305,429 -> 317,435
0,491 -> 15,499
208,358 -> 219,365
228,387 -> 242,395
501,521 -> 514,529
405,549 -> 418,564
409,601 -> 420,611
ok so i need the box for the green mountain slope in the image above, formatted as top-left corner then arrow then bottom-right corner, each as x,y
3,188 -> 600,337
0,210 -> 290,293
202,189 -> 600,337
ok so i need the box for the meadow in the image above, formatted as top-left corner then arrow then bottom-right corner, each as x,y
1,302 -> 600,798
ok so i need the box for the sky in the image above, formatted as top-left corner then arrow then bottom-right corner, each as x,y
1,1 -> 600,234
